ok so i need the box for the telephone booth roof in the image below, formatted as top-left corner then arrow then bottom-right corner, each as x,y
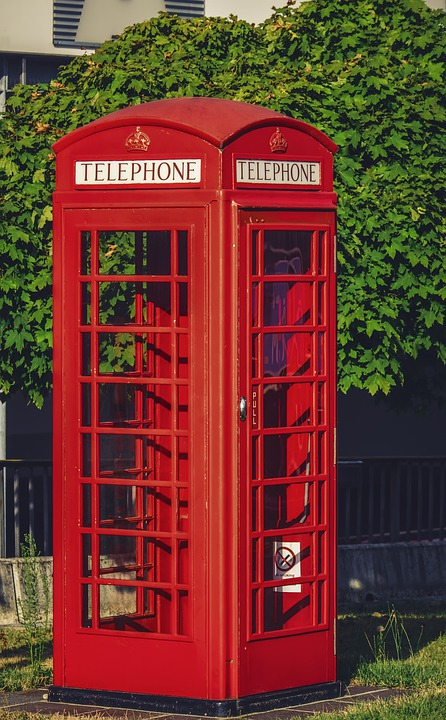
53,96 -> 337,153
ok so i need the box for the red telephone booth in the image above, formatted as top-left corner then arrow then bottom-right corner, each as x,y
50,97 -> 340,715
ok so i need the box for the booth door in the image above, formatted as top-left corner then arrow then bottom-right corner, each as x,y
239,210 -> 337,695
55,207 -> 207,697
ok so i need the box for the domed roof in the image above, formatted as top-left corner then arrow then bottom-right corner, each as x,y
54,97 -> 337,153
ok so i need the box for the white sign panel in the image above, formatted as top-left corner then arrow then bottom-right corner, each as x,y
75,159 -> 201,186
273,541 -> 302,593
236,159 -> 320,186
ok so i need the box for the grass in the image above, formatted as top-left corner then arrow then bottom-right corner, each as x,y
312,689 -> 446,720
0,602 -> 445,719
337,601 -> 446,686
0,629 -> 52,692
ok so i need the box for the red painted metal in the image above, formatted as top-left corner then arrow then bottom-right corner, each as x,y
52,98 -> 338,708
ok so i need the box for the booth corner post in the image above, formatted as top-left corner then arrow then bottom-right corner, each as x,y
50,97 -> 340,715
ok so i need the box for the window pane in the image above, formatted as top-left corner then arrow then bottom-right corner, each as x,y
264,230 -> 312,275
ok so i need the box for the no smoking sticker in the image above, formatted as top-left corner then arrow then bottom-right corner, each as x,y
273,541 -> 301,593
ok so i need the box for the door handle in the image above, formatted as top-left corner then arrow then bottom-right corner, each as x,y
239,396 -> 247,422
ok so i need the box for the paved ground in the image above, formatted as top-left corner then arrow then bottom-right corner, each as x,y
0,686 -> 409,718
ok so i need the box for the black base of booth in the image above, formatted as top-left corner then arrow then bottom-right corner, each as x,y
48,682 -> 345,717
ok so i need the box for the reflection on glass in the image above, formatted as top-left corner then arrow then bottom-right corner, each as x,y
81,384 -> 91,427
318,282 -> 326,326
263,332 -> 313,378
98,231 -> 171,276
99,485 -> 138,528
81,231 -> 91,275
178,231 -> 188,276
81,333 -> 91,376
81,283 -> 91,325
99,434 -> 136,477
263,433 -> 312,479
98,282 -> 171,326
99,384 -> 136,425
263,483 -> 312,530
82,434 -> 91,477
81,585 -> 92,628
82,535 -> 92,577
318,231 -> 325,275
252,230 -> 259,275
177,283 -> 188,327
264,230 -> 312,275
177,333 -> 189,379
82,484 -> 91,527
263,382 -> 312,429
263,282 -> 312,327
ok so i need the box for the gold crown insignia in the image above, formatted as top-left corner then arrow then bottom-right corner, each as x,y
269,127 -> 288,154
125,126 -> 150,152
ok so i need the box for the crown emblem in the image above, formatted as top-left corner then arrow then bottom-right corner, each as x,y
125,126 -> 150,152
269,127 -> 288,154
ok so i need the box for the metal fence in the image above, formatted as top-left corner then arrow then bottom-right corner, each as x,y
1,457 -> 446,557
338,457 -> 446,544
0,460 -> 52,558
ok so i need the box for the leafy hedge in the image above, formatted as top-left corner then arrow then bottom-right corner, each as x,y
0,0 -> 444,408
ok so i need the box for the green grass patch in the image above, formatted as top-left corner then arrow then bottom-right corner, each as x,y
337,603 -> 446,685
0,629 -> 52,691
311,689 -> 446,720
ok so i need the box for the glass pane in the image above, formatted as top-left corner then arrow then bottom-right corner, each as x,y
177,385 -> 188,431
146,231 -> 171,275
263,382 -> 313,429
263,583 -> 313,633
263,433 -> 312,479
144,436 -> 172,484
318,231 -> 325,275
81,333 -> 91,376
178,231 -> 188,276
263,332 -> 313,378
317,331 -> 326,376
264,230 -> 312,275
81,283 -> 91,325
318,282 -> 326,326
147,485 -> 172,532
98,230 -> 171,275
177,283 -> 188,327
82,535 -> 92,577
263,282 -> 312,327
98,332 -> 139,375
177,487 -> 189,532
99,383 -> 136,425
99,434 -> 136,477
82,434 -> 91,477
81,585 -> 92,628
178,436 -> 189,484
82,484 -> 91,527
81,231 -> 91,275
263,482 -> 313,529
99,485 -> 138,527
99,231 -> 137,275
177,333 -> 189,379
81,384 -> 91,427
252,230 -> 259,275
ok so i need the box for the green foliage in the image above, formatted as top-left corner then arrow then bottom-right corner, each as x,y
0,1 -> 445,408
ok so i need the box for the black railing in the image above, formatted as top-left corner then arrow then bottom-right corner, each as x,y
0,460 -> 52,558
1,457 -> 445,557
338,457 -> 446,544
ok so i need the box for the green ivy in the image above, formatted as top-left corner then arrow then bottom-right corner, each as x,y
0,1 -> 444,408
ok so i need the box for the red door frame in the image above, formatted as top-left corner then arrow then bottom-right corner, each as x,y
53,205 -> 209,697
237,209 -> 337,696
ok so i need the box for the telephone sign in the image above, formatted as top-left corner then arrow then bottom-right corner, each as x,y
50,97 -> 340,715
